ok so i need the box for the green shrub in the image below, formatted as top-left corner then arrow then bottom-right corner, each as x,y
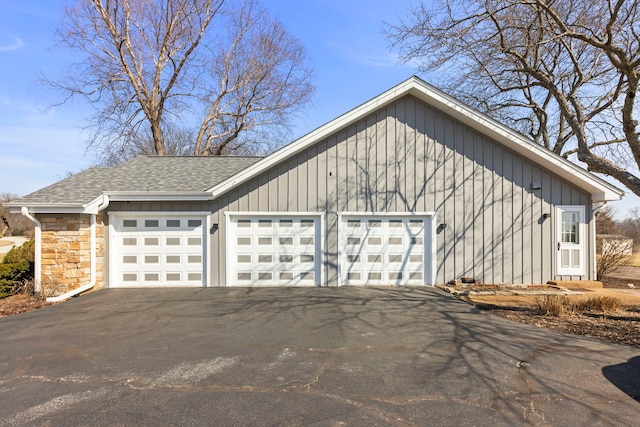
2,239 -> 34,264
0,262 -> 32,298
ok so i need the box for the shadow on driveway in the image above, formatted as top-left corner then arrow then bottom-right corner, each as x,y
0,287 -> 638,426
603,355 -> 640,403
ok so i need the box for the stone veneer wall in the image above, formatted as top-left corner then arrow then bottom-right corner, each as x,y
39,214 -> 105,297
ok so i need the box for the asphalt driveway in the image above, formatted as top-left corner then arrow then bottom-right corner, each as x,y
0,287 -> 638,426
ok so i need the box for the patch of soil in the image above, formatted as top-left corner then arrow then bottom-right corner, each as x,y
469,301 -> 640,347
0,294 -> 51,318
451,279 -> 640,347
602,276 -> 640,289
603,266 -> 640,288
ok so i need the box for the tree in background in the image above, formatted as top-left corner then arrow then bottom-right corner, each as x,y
596,205 -> 618,235
618,207 -> 640,250
0,193 -> 33,238
51,0 -> 314,163
387,0 -> 640,196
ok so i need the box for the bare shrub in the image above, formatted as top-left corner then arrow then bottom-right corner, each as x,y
535,295 -> 569,316
572,296 -> 622,314
597,238 -> 633,280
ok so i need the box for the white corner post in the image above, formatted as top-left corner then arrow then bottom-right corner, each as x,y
20,207 -> 41,295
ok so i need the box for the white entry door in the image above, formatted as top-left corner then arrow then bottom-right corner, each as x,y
556,206 -> 585,276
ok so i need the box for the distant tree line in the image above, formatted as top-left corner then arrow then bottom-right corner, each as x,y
597,206 -> 640,250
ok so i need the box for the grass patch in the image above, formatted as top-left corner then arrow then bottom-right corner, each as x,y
572,296 -> 622,313
627,253 -> 640,267
535,295 -> 623,316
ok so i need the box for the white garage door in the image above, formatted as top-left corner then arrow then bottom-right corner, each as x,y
227,215 -> 322,286
339,215 -> 432,285
110,214 -> 207,286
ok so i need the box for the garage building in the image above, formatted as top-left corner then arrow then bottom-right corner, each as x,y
8,77 -> 624,300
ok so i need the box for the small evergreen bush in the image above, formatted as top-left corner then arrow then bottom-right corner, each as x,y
0,240 -> 35,298
0,262 -> 32,298
2,239 -> 34,264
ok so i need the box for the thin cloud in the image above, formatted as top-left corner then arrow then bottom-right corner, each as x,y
325,39 -> 403,68
0,34 -> 25,52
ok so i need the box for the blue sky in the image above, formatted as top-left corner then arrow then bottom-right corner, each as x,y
1,0 -> 638,218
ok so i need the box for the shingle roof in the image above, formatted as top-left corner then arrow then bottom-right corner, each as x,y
15,156 -> 262,205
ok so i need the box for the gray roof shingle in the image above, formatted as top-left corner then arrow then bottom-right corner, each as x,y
14,156 -> 262,205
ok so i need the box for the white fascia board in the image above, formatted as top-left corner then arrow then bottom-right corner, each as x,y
7,203 -> 87,214
108,211 -> 210,217
224,211 -> 325,218
104,191 -> 213,202
208,76 -> 624,201
339,211 -> 436,217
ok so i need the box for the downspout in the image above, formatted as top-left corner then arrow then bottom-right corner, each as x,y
591,201 -> 609,281
20,207 -> 41,296
46,196 -> 110,303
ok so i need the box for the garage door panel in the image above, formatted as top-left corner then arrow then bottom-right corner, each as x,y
111,215 -> 207,287
340,215 -> 431,286
228,216 -> 322,286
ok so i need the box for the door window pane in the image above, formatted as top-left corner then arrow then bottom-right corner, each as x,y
561,212 -> 579,243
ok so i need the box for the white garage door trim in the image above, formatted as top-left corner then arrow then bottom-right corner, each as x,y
108,212 -> 210,287
337,212 -> 436,286
225,212 -> 324,286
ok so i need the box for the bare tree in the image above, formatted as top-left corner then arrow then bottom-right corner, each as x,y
100,126 -> 197,166
596,205 -> 618,235
51,0 -> 314,160
0,193 -> 33,237
618,207 -> 640,250
387,0 -> 640,196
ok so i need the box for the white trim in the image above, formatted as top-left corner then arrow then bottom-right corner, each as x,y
20,208 -> 41,295
10,204 -> 88,214
224,211 -> 325,286
8,193 -> 210,214
208,76 -> 624,202
224,212 -> 232,289
339,211 -> 437,217
337,212 -> 436,286
430,213 -> 438,286
108,211 -> 210,217
337,212 -> 342,287
223,211 -> 326,217
105,191 -> 212,201
205,214 -> 211,287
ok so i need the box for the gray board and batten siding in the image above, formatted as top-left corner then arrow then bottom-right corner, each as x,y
188,93 -> 587,286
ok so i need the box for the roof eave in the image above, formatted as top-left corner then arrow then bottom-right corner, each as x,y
7,203 -> 89,215
6,192 -> 214,215
104,191 -> 213,202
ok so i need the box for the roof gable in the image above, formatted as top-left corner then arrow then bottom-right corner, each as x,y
209,76 -> 624,202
